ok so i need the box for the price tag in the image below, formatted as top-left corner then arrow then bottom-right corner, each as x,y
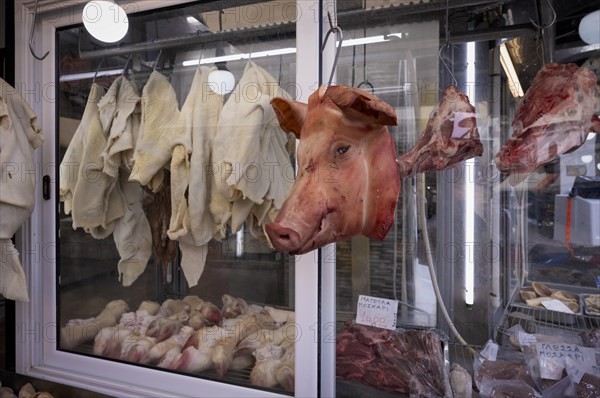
518,331 -> 538,347
541,299 -> 575,314
480,340 -> 499,361
355,295 -> 398,330
535,343 -> 597,380
566,358 -> 586,384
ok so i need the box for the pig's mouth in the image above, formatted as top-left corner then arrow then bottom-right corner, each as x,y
265,208 -> 336,255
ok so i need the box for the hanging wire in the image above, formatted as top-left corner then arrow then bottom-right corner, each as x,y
357,26 -> 374,93
197,43 -> 206,69
92,58 -> 105,84
439,0 -> 458,87
530,0 -> 557,29
530,0 -> 557,63
153,49 -> 163,72
278,54 -> 283,86
121,55 -> 133,77
321,11 -> 344,87
351,45 -> 357,87
28,0 -> 49,60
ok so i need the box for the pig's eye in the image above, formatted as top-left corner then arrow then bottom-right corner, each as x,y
337,145 -> 350,155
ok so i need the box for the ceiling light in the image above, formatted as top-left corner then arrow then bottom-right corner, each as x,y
587,132 -> 597,141
182,32 -> 406,67
579,10 -> 600,45
499,43 -> 524,98
82,0 -> 128,43
581,155 -> 593,164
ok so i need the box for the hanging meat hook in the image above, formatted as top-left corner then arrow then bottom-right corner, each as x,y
357,26 -> 374,93
28,0 -> 49,60
153,50 -> 163,72
439,0 -> 458,87
321,11 -> 344,87
92,58 -> 105,84
530,0 -> 557,30
121,54 -> 133,77
530,0 -> 557,63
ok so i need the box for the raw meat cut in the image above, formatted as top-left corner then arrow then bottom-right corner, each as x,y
495,63 -> 600,185
265,85 -> 400,254
336,321 -> 449,397
397,85 -> 483,177
61,299 -> 129,350
474,359 -> 537,391
143,172 -> 177,282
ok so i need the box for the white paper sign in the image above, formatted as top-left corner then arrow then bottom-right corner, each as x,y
518,331 -> 538,347
480,340 -> 499,361
566,358 -> 586,384
355,295 -> 398,330
536,343 -> 597,380
541,299 -> 575,314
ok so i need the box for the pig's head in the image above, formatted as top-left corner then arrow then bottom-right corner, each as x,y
265,86 -> 400,254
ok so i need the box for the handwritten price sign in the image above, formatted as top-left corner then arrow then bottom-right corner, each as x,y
355,295 -> 398,330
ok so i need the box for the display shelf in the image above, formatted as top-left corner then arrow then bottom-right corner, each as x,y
66,343 -> 292,396
495,290 -> 600,346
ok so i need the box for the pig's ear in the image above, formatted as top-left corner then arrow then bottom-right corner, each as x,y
327,86 -> 397,127
271,97 -> 308,138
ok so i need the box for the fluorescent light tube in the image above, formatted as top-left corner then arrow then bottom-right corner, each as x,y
465,42 -> 476,306
183,32 -> 405,67
499,43 -> 524,98
183,47 -> 297,67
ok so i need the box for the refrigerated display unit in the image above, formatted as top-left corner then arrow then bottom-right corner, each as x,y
6,0 -> 600,396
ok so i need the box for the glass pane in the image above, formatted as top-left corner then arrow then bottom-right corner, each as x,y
57,2 -> 296,394
332,1 -> 600,397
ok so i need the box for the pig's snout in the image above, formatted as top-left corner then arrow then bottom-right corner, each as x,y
265,222 -> 302,253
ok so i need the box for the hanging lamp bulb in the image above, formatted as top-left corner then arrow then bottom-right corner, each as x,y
82,0 -> 129,43
208,69 -> 235,95
579,10 -> 600,45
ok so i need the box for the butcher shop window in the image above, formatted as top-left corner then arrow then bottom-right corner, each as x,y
56,1 -> 296,393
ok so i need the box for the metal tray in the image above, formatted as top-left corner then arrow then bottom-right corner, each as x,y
512,286 -> 583,326
583,294 -> 600,317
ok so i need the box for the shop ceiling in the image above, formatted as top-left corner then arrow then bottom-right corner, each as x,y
43,0 -> 599,89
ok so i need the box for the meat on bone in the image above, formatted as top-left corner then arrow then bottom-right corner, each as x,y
495,63 -> 600,185
265,85 -> 400,254
61,300 -> 129,350
397,85 -> 483,177
141,325 -> 194,365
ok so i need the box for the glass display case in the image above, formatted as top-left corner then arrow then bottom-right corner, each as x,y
10,0 -> 600,397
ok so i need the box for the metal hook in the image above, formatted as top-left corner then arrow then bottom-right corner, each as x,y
29,0 -> 49,61
121,55 -> 132,77
153,50 -> 163,72
439,45 -> 458,87
440,0 -> 457,87
321,12 -> 344,87
530,0 -> 557,29
351,45 -> 357,87
278,54 -> 283,86
357,26 -> 374,93
197,43 -> 205,69
92,58 -> 105,84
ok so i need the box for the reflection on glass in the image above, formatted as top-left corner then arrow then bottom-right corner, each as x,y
56,2 -> 296,394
